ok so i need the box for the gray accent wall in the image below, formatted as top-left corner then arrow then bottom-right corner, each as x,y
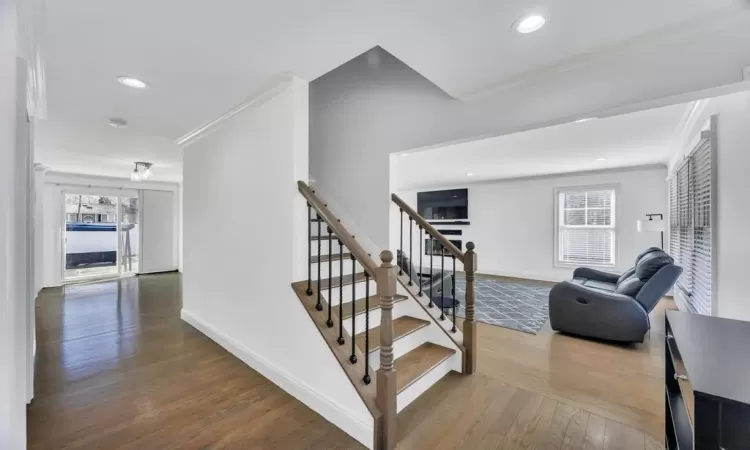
310,47 -> 502,249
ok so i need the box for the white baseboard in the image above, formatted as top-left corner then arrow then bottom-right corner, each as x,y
180,309 -> 374,449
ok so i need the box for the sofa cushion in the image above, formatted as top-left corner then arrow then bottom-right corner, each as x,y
616,268 -> 636,287
635,247 -> 662,265
635,251 -> 674,280
615,276 -> 646,297
580,279 -> 617,292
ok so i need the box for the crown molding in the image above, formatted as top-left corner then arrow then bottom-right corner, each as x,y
175,74 -> 293,147
458,4 -> 750,103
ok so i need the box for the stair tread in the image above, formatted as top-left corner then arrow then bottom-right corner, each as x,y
341,294 -> 408,319
395,342 -> 456,394
311,235 -> 338,241
318,272 -> 367,290
355,316 -> 430,354
310,253 -> 352,264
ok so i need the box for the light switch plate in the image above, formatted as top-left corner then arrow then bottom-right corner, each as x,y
744,65 -> 750,81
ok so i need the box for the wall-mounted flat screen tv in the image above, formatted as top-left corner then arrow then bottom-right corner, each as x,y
417,189 -> 468,220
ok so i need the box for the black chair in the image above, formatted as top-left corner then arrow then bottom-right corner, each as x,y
549,248 -> 682,343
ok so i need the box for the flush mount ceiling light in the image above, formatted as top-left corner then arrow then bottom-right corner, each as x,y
514,14 -> 546,34
466,173 -> 475,177
109,118 -> 128,128
117,76 -> 149,89
130,162 -> 153,181
595,157 -> 608,162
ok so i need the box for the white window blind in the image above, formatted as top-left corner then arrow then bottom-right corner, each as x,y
556,188 -> 616,266
668,132 -> 712,314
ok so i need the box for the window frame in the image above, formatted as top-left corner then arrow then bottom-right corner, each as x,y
553,184 -> 619,268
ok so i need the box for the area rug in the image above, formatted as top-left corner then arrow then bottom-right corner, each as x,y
453,277 -> 551,334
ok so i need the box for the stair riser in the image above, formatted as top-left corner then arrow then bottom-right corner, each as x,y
396,353 -> 461,413
311,260 -> 356,279
310,240 -> 344,256
367,325 -> 431,371
322,280 -> 378,306
341,299 -> 416,335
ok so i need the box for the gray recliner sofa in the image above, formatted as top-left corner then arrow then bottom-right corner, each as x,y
396,250 -> 454,299
549,247 -> 682,343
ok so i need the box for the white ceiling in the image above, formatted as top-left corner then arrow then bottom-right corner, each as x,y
393,102 -> 693,190
36,0 -> 749,182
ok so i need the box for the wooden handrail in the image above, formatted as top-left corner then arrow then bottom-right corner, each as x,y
298,181 -> 379,280
391,193 -> 464,263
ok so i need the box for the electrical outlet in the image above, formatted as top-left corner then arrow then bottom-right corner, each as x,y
744,65 -> 750,81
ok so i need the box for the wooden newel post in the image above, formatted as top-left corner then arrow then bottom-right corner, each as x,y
375,250 -> 397,450
464,242 -> 477,374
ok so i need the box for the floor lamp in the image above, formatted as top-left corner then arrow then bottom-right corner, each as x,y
637,213 -> 665,249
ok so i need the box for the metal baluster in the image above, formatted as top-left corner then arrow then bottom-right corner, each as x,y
316,215 -> 323,311
408,217 -> 414,285
451,255 -> 457,333
337,239 -> 345,345
428,237 -> 434,308
350,254 -> 358,364
399,209 -> 404,275
440,245 -> 446,320
306,204 -> 313,296
363,271 -> 371,384
418,226 -> 423,297
326,226 -> 334,327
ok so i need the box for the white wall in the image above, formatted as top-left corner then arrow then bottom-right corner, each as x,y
41,172 -> 180,287
0,1 -> 28,442
182,77 -> 373,448
310,43 -> 750,254
669,91 -> 750,321
393,166 -> 668,282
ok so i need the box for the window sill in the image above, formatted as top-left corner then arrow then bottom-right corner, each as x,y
555,261 -> 616,270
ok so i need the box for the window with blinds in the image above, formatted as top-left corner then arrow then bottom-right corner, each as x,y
556,187 -> 616,266
668,131 -> 713,315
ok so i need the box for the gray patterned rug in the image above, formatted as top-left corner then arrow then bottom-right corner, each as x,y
454,277 -> 551,334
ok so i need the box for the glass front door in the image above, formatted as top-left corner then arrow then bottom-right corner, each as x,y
64,194 -> 120,280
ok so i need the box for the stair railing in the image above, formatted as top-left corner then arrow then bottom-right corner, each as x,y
391,193 -> 477,374
298,181 -> 397,450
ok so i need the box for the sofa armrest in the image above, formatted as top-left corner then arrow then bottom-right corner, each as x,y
548,281 -> 650,342
572,267 -> 620,284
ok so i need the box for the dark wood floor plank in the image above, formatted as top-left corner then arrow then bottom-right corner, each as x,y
29,273 -> 665,450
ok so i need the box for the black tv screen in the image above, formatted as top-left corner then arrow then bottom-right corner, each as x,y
417,189 -> 468,220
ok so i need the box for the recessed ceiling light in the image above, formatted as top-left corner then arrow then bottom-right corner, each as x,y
466,173 -> 474,177
515,14 -> 546,34
117,76 -> 148,89
595,157 -> 607,162
109,118 -> 128,128
575,117 -> 595,123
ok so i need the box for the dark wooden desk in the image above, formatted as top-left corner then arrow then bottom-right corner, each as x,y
665,310 -> 750,449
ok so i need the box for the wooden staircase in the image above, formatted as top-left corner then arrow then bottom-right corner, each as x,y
291,181 -> 478,449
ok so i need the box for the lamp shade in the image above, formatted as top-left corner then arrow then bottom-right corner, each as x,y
637,219 -> 665,232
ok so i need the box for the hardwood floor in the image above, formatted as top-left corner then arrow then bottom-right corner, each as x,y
28,273 -> 667,449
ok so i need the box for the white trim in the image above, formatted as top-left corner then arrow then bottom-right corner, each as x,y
176,75 -> 293,147
180,308 -> 374,450
553,184 -> 620,269
709,114 -> 719,317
